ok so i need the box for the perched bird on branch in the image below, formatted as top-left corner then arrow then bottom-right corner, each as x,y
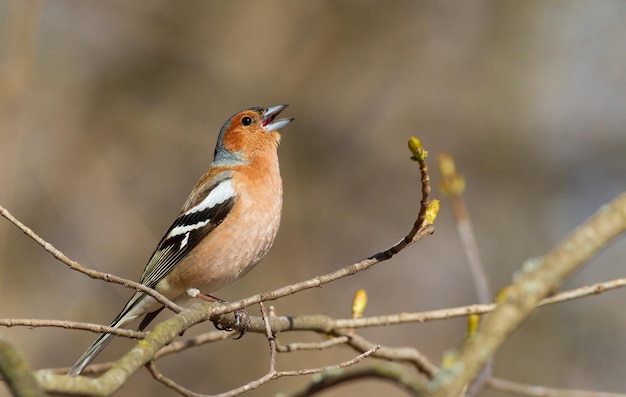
69,105 -> 293,376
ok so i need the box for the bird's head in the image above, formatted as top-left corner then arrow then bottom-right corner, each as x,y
214,105 -> 294,165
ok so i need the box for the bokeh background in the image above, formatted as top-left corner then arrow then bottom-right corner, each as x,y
1,1 -> 625,396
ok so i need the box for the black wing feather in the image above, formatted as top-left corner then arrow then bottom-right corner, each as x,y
140,195 -> 236,289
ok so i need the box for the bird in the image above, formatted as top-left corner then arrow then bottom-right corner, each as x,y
69,105 -> 293,376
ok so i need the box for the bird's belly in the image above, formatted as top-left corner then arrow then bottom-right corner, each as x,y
165,198 -> 281,295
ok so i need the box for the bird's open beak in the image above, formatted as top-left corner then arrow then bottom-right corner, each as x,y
263,104 -> 294,132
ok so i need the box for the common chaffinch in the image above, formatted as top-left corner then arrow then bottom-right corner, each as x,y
69,105 -> 293,376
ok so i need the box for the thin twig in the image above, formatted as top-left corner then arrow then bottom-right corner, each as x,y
0,204 -> 182,314
147,344 -> 379,397
210,226 -> 434,319
541,277 -> 626,305
456,200 -> 490,303
277,336 -> 350,352
155,331 -> 235,359
277,347 -> 379,377
146,362 -> 197,396
0,319 -> 145,339
259,303 -> 276,373
286,361 -> 425,397
330,276 -> 626,329
336,330 -> 437,377
438,153 -> 492,396
488,377 -> 626,397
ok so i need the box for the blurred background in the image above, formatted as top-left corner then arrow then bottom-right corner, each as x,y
1,1 -> 625,396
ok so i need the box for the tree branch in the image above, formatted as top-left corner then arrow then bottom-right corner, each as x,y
0,205 -> 182,314
428,192 -> 626,396
0,335 -> 47,397
487,377 -> 626,397
0,319 -> 145,339
286,362 -> 427,397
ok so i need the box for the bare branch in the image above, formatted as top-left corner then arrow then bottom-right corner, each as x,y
146,362 -> 193,396
337,331 -> 437,377
0,204 -> 182,314
428,192 -> 626,396
35,302 -> 217,395
31,271 -> 626,377
148,335 -> 379,397
438,153 -> 490,304
277,346 -> 379,377
259,303 -> 276,373
277,336 -> 350,352
487,377 -> 626,397
46,330 -> 236,376
541,277 -> 626,305
329,276 -> 626,330
155,331 -> 235,359
7,273 -> 624,340
285,362 -> 426,397
0,335 -> 47,397
0,319 -> 145,339
210,225 -> 434,320
438,153 -> 492,396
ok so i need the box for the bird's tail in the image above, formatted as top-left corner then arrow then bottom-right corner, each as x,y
68,293 -> 148,376
68,327 -> 117,376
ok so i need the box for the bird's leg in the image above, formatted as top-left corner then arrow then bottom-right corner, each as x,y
230,309 -> 250,339
186,288 -> 250,338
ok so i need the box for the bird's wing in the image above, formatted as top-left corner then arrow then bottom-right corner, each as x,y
68,178 -> 235,377
139,177 -> 237,289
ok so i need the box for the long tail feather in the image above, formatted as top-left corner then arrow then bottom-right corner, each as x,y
68,292 -> 152,376
68,330 -> 116,376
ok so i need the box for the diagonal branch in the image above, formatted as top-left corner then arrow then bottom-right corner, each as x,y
0,205 -> 182,314
0,335 -> 47,397
428,192 -> 626,397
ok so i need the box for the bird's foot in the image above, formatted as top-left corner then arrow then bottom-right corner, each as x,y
212,306 -> 250,339
187,289 -> 249,338
231,308 -> 250,340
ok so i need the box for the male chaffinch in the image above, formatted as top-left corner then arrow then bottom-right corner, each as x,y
69,105 -> 293,376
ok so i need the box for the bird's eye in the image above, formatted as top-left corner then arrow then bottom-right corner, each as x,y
241,116 -> 252,126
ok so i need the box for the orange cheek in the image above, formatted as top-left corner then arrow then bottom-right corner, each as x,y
221,128 -> 247,153
222,128 -> 279,155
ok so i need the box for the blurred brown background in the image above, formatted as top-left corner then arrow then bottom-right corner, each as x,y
1,1 -> 625,396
